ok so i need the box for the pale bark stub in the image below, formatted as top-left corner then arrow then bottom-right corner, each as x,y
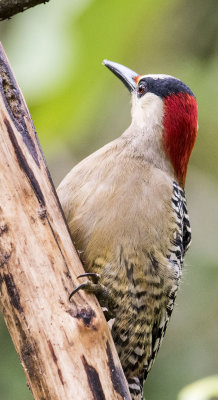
0,43 -> 131,400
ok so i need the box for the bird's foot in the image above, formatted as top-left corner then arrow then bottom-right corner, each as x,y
69,272 -> 106,300
69,273 -> 116,320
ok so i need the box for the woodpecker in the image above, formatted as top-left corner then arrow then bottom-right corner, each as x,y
57,60 -> 198,400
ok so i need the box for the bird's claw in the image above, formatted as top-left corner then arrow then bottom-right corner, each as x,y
69,273 -> 101,300
69,273 -> 106,301
69,274 -> 116,319
77,272 -> 100,284
69,281 -> 89,300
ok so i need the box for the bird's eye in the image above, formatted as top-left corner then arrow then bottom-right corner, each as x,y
137,82 -> 147,96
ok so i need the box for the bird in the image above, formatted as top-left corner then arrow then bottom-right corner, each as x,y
57,60 -> 198,400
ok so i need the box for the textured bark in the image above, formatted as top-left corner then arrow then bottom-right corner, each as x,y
0,42 -> 131,400
0,0 -> 50,21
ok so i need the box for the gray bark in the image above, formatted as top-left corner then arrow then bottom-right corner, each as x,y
0,42 -> 131,400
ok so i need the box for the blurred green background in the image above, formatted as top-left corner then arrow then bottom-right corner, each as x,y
0,0 -> 218,399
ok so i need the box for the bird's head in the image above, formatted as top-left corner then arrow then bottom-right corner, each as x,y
103,60 -> 198,187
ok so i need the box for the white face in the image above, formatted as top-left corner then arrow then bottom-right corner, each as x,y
131,90 -> 164,131
128,86 -> 172,177
130,74 -> 179,130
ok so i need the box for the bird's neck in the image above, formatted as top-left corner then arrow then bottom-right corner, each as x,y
122,92 -> 174,177
122,92 -> 198,187
122,121 -> 175,180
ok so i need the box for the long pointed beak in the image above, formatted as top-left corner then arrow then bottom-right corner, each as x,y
103,60 -> 138,92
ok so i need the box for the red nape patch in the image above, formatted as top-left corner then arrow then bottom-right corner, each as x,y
163,92 -> 198,187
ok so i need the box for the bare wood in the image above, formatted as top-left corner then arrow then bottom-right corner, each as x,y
0,43 -> 131,400
0,0 -> 50,21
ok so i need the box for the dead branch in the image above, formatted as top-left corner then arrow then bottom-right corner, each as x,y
0,42 -> 131,400
0,0 -> 50,21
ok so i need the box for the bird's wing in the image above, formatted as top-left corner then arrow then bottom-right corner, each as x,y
144,181 -> 191,380
171,181 -> 192,257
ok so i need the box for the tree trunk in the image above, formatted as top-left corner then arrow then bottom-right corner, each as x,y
0,43 -> 131,400
0,0 -> 50,21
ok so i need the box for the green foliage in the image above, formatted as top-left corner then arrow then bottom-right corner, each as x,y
178,376 -> 218,400
0,317 -> 31,400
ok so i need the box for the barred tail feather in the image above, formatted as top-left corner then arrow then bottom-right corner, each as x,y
128,377 -> 143,400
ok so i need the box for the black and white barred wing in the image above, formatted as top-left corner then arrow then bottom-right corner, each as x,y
145,181 -> 192,379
